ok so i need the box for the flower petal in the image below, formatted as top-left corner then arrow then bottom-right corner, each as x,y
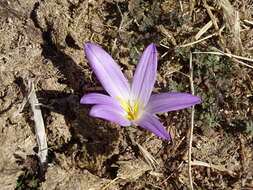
135,112 -> 171,140
131,43 -> 157,107
90,104 -> 131,126
148,92 -> 201,114
85,43 -> 130,99
80,93 -> 119,106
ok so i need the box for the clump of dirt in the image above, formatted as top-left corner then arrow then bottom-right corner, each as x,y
42,166 -> 119,190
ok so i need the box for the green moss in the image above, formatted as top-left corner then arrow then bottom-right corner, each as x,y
16,172 -> 39,190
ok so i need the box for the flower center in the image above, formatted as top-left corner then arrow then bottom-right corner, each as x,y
125,102 -> 139,121
117,97 -> 140,121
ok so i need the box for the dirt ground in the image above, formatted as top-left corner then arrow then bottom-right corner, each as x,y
0,0 -> 253,189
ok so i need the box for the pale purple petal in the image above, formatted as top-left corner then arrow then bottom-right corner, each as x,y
85,43 -> 130,99
80,93 -> 119,107
131,43 -> 157,107
147,92 -> 201,114
90,104 -> 130,126
135,112 -> 171,140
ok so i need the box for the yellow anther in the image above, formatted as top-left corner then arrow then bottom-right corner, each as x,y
116,96 -> 139,121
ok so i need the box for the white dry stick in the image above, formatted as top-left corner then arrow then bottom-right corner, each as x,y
193,51 -> 253,69
190,160 -> 237,177
137,143 -> 159,169
244,19 -> 253,26
195,20 -> 213,40
179,32 -> 217,48
28,78 -> 48,166
179,25 -> 225,48
127,128 -> 158,169
193,50 -> 253,63
188,52 -> 195,190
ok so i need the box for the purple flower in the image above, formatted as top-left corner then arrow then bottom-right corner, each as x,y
80,43 -> 201,140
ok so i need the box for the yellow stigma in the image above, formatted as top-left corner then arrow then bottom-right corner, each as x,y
117,97 -> 139,121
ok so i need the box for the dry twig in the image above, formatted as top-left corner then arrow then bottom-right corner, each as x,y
127,128 -> 158,169
188,52 -> 195,190
190,160 -> 237,177
193,50 -> 253,69
195,20 -> 213,40
28,78 -> 48,168
202,0 -> 226,47
178,26 -> 225,48
101,177 -> 120,190
137,143 -> 159,169
12,78 -> 48,169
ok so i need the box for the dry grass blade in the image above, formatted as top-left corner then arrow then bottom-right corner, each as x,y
189,0 -> 195,17
195,20 -> 213,40
158,25 -> 177,46
127,128 -> 158,169
233,11 -> 243,53
193,50 -> 253,69
190,160 -> 237,177
137,143 -> 159,169
193,50 -> 253,62
243,19 -> 253,26
101,177 -> 120,190
179,33 -> 217,48
202,0 -> 219,30
179,26 -> 225,48
188,52 -> 195,190
203,0 -> 226,47
28,78 -> 48,167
